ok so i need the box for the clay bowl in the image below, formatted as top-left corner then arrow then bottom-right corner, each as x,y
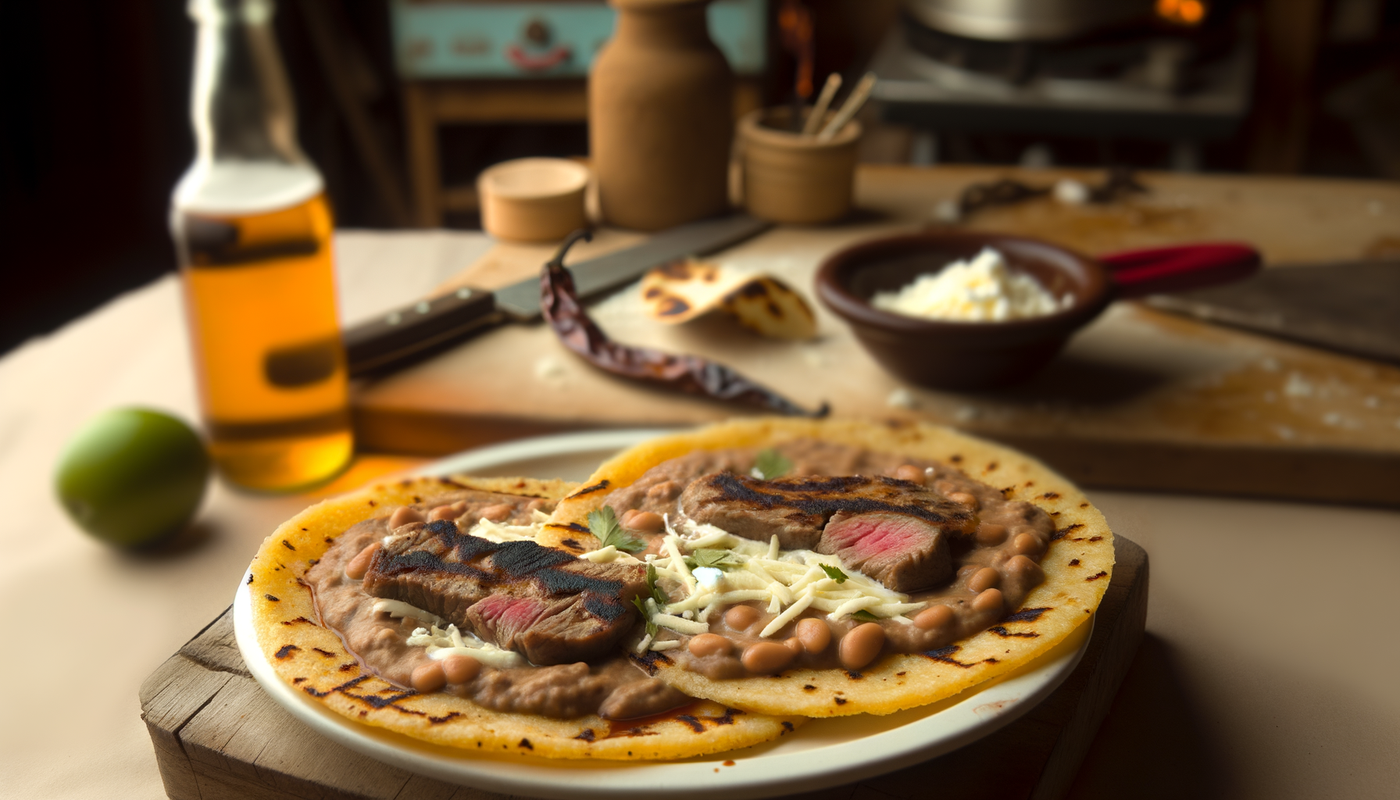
815,231 -> 1260,390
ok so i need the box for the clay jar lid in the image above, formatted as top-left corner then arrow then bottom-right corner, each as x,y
477,158 -> 590,243
815,231 -> 1113,390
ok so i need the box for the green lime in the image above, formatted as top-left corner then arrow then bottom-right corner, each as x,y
55,407 -> 211,549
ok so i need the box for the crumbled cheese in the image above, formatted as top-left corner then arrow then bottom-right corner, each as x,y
886,387 -> 917,410
692,566 -> 724,589
1284,372 -> 1314,398
870,248 -> 1071,322
1053,179 -> 1090,205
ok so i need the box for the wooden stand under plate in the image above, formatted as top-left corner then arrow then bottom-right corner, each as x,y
140,538 -> 1148,800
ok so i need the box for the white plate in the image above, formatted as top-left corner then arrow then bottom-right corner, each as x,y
234,429 -> 1092,800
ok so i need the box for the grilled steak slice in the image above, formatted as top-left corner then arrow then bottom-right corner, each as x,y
363,519 -> 645,665
679,472 -> 975,590
818,511 -> 953,592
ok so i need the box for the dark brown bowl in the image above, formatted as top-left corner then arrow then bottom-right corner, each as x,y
815,232 -> 1113,390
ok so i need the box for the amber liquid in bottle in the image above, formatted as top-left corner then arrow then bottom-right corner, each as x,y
174,189 -> 352,491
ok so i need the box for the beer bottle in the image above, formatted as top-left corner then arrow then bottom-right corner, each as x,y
171,0 -> 352,491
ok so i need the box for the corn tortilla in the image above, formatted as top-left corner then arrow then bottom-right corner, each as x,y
544,418 -> 1114,718
248,474 -> 804,760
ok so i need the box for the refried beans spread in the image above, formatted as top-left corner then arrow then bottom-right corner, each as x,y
307,441 -> 1054,717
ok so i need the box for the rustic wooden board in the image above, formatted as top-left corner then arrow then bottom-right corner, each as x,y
139,537 -> 1147,800
349,166 -> 1400,506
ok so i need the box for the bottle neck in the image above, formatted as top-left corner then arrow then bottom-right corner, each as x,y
188,0 -> 305,166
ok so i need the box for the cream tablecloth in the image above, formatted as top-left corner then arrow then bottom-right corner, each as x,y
2,230 -> 1397,799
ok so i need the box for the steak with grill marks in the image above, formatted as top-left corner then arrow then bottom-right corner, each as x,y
362,519 -> 646,665
679,472 -> 976,591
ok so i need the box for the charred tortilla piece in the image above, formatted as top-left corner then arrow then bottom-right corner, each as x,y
680,472 -> 975,589
363,519 -> 646,665
818,510 -> 954,592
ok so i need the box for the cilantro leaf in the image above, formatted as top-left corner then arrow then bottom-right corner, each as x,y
752,448 -> 793,480
820,564 -> 848,584
851,609 -> 880,622
631,594 -> 658,636
690,549 -> 733,570
646,562 -> 668,606
588,506 -> 645,553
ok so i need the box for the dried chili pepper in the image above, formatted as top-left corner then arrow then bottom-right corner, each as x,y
541,230 -> 827,417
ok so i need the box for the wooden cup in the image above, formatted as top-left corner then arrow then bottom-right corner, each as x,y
738,106 -> 862,225
477,158 -> 590,242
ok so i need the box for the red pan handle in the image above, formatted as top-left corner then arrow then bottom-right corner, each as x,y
1097,243 -> 1261,299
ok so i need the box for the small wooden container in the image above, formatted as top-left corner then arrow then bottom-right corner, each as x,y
738,106 -> 862,225
477,158 -> 590,242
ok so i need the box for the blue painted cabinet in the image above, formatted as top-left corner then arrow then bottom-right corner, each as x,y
391,0 -> 768,79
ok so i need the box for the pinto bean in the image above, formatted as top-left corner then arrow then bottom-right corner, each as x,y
894,464 -> 927,485
388,506 -> 424,529
344,542 -> 380,580
725,605 -> 761,631
441,655 -> 480,684
913,604 -> 954,631
411,661 -> 447,693
741,642 -> 795,674
795,618 -> 831,654
428,505 -> 457,522
839,623 -> 885,671
1005,555 -> 1044,585
1012,532 -> 1043,556
968,567 -> 1001,593
972,588 -> 1004,614
626,511 -> 666,533
783,637 -> 805,655
688,633 -> 733,658
975,522 -> 1008,546
947,491 -> 980,510
478,503 -> 513,522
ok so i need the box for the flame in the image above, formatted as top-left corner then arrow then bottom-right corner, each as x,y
778,0 -> 814,98
1156,0 -> 1208,26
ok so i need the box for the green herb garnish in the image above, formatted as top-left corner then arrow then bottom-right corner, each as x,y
851,610 -> 880,622
753,448 -> 793,480
631,594 -> 658,636
646,562 -> 668,606
820,564 -> 849,584
588,506 -> 645,553
688,549 -> 733,570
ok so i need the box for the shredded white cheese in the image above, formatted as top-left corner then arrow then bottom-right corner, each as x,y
382,599 -> 525,669
638,514 -> 926,651
871,247 -> 1071,322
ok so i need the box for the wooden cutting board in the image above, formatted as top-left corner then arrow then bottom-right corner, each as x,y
351,166 -> 1400,506
139,537 -> 1146,800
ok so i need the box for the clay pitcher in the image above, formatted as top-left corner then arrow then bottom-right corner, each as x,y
590,0 -> 732,231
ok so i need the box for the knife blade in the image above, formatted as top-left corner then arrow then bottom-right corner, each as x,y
342,214 -> 773,376
1144,259 -> 1400,365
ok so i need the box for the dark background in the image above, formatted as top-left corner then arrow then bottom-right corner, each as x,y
2,0 -> 1397,357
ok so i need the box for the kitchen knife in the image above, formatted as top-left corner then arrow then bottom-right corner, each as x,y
342,214 -> 773,377
1144,259 -> 1400,365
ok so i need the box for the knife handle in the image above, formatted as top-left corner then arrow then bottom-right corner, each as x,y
1099,243 -> 1262,299
343,287 -> 502,377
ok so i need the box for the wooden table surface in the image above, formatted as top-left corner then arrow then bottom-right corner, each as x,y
352,165 -> 1400,506
3,166 -> 1399,800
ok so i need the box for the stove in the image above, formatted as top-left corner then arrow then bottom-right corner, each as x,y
870,9 -> 1255,159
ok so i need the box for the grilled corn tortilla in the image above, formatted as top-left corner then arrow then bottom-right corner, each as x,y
543,418 -> 1114,718
248,474 -> 803,760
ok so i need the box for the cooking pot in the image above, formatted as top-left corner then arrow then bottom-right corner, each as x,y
903,0 -> 1157,42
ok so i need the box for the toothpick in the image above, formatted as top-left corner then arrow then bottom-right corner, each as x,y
801,73 -> 843,137
817,72 -> 876,142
